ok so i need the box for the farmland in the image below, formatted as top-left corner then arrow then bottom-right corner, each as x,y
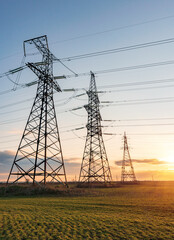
0,182 -> 174,239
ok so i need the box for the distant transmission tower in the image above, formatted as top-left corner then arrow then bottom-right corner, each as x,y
7,35 -> 67,185
121,132 -> 137,182
79,72 -> 112,183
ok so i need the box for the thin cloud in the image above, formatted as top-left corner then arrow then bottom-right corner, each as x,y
64,159 -> 81,175
115,158 -> 166,166
64,157 -> 81,163
0,150 -> 15,164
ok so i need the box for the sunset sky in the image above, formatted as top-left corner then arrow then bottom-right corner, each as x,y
1,0 -> 174,181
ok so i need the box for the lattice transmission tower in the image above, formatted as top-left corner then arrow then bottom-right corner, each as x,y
79,72 -> 112,183
7,35 -> 67,185
121,132 -> 137,182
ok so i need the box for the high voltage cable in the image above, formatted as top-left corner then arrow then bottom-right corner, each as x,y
52,55 -> 77,75
1,132 -> 174,143
2,58 -> 174,95
59,37 -> 174,62
97,77 -> 174,89
0,97 -> 33,110
0,139 -> 21,144
1,132 -> 174,141
0,117 -> 26,125
102,99 -> 174,107
2,36 -> 174,82
103,117 -> 174,122
51,14 -> 174,44
102,83 -> 174,93
101,96 -> 174,104
65,59 -> 174,78
1,95 -> 174,118
128,133 -> 174,135
0,107 -> 30,116
2,75 -> 174,99
70,97 -> 174,112
0,78 -> 38,96
1,14 -> 174,62
3,120 -> 174,132
3,115 -> 174,127
0,93 -> 76,113
0,118 -> 26,126
0,65 -> 27,79
0,136 -> 81,145
103,123 -> 174,127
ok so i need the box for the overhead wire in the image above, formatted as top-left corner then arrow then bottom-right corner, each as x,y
0,97 -> 34,110
51,14 -> 174,44
1,91 -> 174,118
101,96 -> 174,104
103,123 -> 174,127
101,99 -> 174,107
13,56 -> 26,90
2,75 -> 174,99
0,117 -> 26,126
65,59 -> 174,78
98,84 -> 174,93
59,37 -> 174,62
97,77 -> 174,89
1,14 -> 174,62
2,36 -> 174,84
103,117 -> 174,122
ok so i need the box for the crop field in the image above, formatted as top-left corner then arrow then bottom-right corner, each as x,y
0,182 -> 174,239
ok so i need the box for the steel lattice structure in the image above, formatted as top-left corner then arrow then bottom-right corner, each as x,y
79,72 -> 112,183
121,132 -> 137,182
7,35 -> 67,185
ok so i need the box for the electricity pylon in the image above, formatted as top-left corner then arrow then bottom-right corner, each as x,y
7,35 -> 67,186
121,132 -> 137,182
79,72 -> 112,183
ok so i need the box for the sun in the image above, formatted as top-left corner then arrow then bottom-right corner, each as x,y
163,155 -> 174,163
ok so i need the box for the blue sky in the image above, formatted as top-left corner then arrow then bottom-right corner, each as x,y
1,0 -> 174,181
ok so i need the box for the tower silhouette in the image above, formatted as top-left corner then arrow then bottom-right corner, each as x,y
7,35 -> 67,185
79,72 -> 112,183
121,132 -> 137,182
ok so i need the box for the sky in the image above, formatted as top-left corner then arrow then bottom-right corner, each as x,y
1,0 -> 174,181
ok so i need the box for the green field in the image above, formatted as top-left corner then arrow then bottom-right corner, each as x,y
0,182 -> 174,239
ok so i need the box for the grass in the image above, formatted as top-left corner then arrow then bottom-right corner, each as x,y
0,182 -> 174,239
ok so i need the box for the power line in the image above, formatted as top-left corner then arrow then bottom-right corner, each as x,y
64,59 -> 174,79
101,96 -> 174,104
102,99 -> 174,107
59,37 -> 174,62
103,117 -> 174,122
0,97 -> 33,110
128,133 -> 174,135
0,117 -> 26,126
97,77 -> 174,89
2,58 -> 174,96
2,75 -> 174,99
0,93 -> 76,114
1,91 -> 174,118
102,83 -> 174,93
51,14 -> 174,44
1,14 -> 174,62
0,107 -> 29,116
52,56 -> 78,76
3,36 -> 174,84
64,77 -> 174,94
0,65 -> 27,79
3,114 -> 174,128
103,123 -> 174,127
94,60 -> 174,75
